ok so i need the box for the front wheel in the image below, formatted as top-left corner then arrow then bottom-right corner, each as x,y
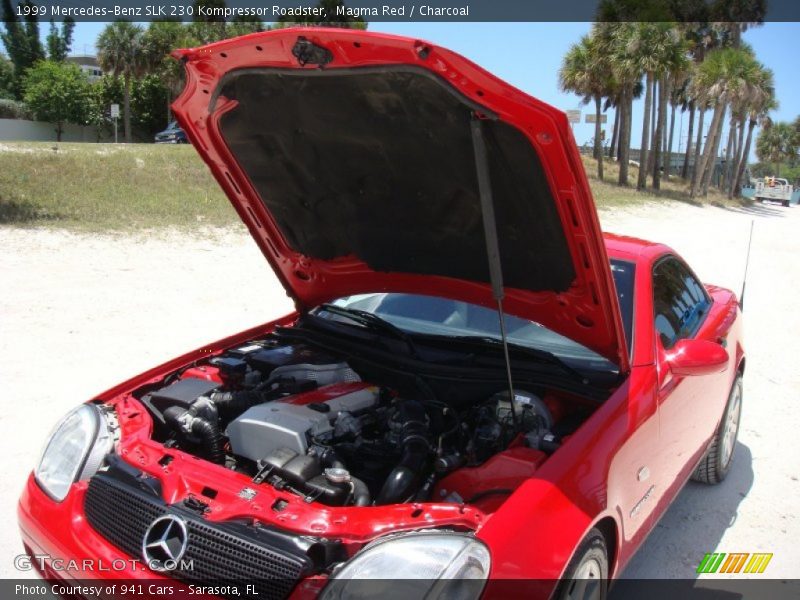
555,528 -> 608,600
692,375 -> 743,484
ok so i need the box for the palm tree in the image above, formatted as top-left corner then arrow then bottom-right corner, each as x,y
651,26 -> 690,190
690,47 -> 759,197
681,22 -> 728,181
666,70 -> 690,182
679,28 -> 704,180
603,78 -> 642,163
680,91 -> 696,180
606,93 -> 620,160
756,122 -> 797,178
730,69 -> 775,198
597,22 -> 642,186
625,23 -> 663,191
717,42 -> 761,191
724,76 -> 751,191
728,64 -> 774,197
710,48 -> 763,195
612,23 -> 688,191
689,94 -> 713,190
96,21 -> 146,143
722,108 -> 742,192
725,87 -> 749,192
559,34 -> 612,180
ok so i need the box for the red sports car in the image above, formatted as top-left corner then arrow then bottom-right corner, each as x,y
18,29 -> 744,600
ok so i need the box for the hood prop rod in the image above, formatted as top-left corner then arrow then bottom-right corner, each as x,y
471,115 -> 519,432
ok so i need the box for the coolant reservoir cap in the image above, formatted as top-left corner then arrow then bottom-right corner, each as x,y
324,467 -> 351,484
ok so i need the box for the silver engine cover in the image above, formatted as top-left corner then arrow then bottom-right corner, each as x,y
226,386 -> 379,462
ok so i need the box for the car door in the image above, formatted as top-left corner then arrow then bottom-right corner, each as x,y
652,256 -> 727,498
605,258 -> 667,552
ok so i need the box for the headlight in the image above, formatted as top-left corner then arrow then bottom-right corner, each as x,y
321,532 -> 490,600
34,404 -> 115,502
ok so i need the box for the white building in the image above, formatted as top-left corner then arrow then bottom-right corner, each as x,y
66,55 -> 103,81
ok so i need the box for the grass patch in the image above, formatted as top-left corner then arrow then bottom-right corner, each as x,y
580,154 -> 737,210
0,142 -> 237,231
0,142 -> 746,231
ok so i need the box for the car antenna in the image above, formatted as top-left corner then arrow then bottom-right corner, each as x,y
470,114 -> 519,431
739,220 -> 755,311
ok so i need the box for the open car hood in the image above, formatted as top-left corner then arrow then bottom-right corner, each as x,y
172,28 -> 629,372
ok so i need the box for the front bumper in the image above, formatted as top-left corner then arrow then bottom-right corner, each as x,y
17,475 -> 324,598
18,473 -> 555,600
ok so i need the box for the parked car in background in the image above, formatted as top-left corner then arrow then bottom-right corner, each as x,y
18,28 -> 745,600
154,121 -> 188,144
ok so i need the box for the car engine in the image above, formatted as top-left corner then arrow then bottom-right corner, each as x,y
137,338 -> 581,509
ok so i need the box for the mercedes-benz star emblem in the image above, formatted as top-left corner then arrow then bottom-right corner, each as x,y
142,515 -> 189,571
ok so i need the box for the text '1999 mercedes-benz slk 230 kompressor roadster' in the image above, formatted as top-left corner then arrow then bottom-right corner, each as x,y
18,28 -> 745,600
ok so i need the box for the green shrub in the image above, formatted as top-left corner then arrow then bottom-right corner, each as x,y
0,98 -> 33,120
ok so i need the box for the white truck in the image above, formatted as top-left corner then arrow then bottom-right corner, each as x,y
754,177 -> 794,207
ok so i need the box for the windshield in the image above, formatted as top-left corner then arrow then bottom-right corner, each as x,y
327,260 -> 635,373
326,296 -> 603,371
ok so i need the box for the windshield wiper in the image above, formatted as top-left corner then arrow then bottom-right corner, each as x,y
312,304 -> 420,358
438,335 -> 592,385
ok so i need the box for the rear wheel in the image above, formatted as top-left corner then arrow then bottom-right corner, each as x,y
692,375 -> 743,484
783,199 -> 790,207
555,528 -> 608,600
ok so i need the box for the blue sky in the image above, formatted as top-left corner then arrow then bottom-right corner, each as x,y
67,21 -> 800,159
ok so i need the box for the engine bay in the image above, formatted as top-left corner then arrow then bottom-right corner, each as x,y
134,335 -> 597,513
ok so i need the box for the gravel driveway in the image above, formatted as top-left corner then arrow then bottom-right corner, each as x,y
1,200 -> 798,581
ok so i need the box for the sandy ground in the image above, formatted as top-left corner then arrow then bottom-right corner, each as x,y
1,199 -> 799,583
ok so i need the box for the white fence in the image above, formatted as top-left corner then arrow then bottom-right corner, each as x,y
0,118 -> 109,143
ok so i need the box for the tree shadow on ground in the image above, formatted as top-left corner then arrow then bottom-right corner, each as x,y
0,197 -> 64,225
649,187 -> 706,207
711,200 -> 788,219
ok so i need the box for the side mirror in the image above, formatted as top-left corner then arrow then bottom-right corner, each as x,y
666,339 -> 729,377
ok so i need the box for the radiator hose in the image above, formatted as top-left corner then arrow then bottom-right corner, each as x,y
376,400 -> 431,505
350,477 -> 372,507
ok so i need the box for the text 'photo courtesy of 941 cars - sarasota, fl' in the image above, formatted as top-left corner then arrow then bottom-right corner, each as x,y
17,28 -> 745,600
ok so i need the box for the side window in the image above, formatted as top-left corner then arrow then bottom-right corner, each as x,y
653,257 -> 711,349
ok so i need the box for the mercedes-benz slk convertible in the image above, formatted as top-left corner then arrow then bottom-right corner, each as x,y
18,28 -> 744,600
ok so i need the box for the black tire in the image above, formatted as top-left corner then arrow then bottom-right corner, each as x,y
554,528 -> 609,600
783,199 -> 790,207
692,375 -> 743,484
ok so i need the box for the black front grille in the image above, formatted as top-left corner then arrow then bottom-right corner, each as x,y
84,471 -> 162,558
84,472 -> 313,599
